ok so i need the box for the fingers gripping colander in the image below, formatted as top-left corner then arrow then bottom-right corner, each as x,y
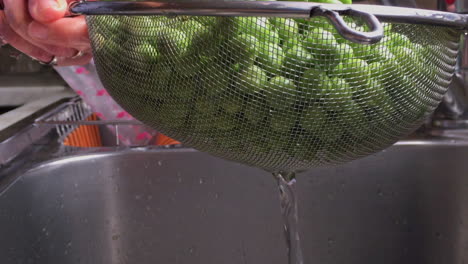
71,1 -> 466,172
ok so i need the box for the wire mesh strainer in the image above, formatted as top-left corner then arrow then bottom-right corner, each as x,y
70,1 -> 466,172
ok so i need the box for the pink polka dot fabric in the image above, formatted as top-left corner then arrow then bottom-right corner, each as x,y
54,61 -> 158,146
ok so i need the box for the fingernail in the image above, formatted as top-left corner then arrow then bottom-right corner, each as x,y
29,23 -> 48,40
39,0 -> 61,10
30,0 -> 65,23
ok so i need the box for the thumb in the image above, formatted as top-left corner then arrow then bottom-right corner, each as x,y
29,0 -> 67,24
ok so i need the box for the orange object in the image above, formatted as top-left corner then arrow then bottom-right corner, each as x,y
63,113 -> 103,147
155,133 -> 180,146
63,113 -> 178,147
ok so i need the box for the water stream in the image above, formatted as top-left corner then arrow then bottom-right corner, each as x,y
274,171 -> 304,264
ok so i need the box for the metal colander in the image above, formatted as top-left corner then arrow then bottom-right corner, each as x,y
70,1 -> 465,172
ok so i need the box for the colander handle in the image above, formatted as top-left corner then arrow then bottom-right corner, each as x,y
68,1 -> 385,44
312,6 -> 383,44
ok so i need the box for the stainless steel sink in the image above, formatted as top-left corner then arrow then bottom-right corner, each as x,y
1,139 -> 468,264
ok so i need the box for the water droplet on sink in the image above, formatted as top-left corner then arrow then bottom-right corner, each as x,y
158,161 -> 163,166
199,178 -> 204,184
377,189 -> 384,196
201,208 -> 207,217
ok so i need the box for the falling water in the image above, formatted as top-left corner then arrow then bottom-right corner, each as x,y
274,171 -> 304,264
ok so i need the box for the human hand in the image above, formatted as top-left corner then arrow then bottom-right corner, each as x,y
0,0 -> 92,66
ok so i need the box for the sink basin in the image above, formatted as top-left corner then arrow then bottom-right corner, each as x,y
0,140 -> 467,264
